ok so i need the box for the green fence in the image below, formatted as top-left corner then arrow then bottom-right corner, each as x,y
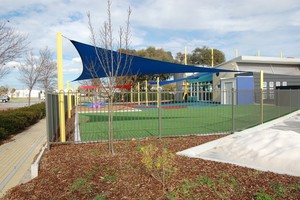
70,89 -> 300,143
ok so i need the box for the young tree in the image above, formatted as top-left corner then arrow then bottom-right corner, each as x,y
10,88 -> 16,98
18,52 -> 43,105
0,21 -> 28,80
38,47 -> 57,92
87,0 -> 132,154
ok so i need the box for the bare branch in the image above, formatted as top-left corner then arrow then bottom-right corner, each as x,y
85,0 -> 134,154
38,47 -> 57,92
0,21 -> 28,80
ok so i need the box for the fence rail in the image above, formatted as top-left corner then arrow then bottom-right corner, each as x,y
46,89 -> 300,146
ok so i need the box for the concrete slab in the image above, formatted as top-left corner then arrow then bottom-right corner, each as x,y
177,110 -> 300,177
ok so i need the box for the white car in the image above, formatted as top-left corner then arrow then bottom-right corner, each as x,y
0,95 -> 10,102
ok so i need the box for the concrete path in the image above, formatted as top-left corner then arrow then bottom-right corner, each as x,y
177,110 -> 300,177
0,119 -> 46,197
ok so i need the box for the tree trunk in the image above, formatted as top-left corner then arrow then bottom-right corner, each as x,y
28,88 -> 32,106
108,95 -> 114,154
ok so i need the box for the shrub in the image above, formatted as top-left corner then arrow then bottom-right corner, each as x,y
140,144 -> 177,193
0,102 -> 46,140
0,127 -> 8,140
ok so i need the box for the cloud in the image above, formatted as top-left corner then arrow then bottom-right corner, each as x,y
1,0 -> 300,88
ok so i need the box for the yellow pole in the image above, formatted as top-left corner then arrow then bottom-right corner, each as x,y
260,70 -> 264,124
280,52 -> 283,58
137,82 -> 140,105
211,48 -> 214,67
145,80 -> 148,106
67,81 -> 71,119
157,77 -> 160,108
257,50 -> 260,57
57,32 -> 66,142
235,49 -> 238,57
130,86 -> 133,103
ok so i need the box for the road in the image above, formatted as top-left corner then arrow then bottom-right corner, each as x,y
0,98 -> 44,109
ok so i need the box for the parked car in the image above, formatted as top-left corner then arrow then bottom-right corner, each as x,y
0,95 -> 10,102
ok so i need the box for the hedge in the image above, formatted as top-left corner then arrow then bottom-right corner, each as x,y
0,102 -> 46,140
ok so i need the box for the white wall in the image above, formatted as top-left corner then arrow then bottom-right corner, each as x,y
12,89 -> 42,98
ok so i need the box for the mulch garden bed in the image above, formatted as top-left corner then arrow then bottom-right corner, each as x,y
2,135 -> 300,199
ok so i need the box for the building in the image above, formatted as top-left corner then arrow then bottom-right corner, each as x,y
186,56 -> 300,104
11,89 -> 44,98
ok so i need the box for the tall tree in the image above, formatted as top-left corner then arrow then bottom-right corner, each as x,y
135,47 -> 174,82
18,50 -> 49,105
87,0 -> 132,154
0,85 -> 8,95
0,21 -> 28,80
38,47 -> 57,92
189,46 -> 225,67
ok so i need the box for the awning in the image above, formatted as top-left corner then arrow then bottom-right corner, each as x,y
149,73 -> 208,86
70,40 -> 238,81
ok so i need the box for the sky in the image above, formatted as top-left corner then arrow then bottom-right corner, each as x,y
1,0 -> 300,89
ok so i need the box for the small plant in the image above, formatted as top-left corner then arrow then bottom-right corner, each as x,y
178,179 -> 198,199
165,190 -> 178,200
70,177 -> 92,193
255,190 -> 274,200
196,175 -> 215,189
272,182 -> 285,199
288,183 -> 300,192
94,194 -> 106,200
100,167 -> 117,182
52,167 -> 60,174
140,144 -> 177,193
88,149 -> 101,156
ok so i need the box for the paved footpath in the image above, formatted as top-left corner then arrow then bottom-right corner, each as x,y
0,119 -> 46,197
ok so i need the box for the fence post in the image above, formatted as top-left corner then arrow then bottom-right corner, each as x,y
289,89 -> 292,112
260,88 -> 264,124
157,77 -> 160,108
137,82 -> 140,105
158,88 -> 162,139
260,71 -> 264,124
145,80 -> 148,106
67,81 -> 72,119
46,92 -> 50,149
231,88 -> 235,133
130,86 -> 133,103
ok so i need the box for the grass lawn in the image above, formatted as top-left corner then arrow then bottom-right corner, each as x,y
78,104 -> 295,142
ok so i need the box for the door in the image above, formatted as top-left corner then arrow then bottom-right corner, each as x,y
224,82 -> 233,104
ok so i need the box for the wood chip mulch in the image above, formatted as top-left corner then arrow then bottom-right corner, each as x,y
2,135 -> 300,200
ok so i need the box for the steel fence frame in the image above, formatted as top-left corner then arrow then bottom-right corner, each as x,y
46,89 -> 300,147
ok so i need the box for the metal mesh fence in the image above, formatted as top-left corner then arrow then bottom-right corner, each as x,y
46,89 -> 300,144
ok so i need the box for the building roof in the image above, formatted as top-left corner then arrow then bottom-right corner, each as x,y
214,56 -> 300,76
233,56 -> 300,65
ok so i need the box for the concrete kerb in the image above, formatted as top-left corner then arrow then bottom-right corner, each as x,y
31,143 -> 47,179
177,109 -> 300,157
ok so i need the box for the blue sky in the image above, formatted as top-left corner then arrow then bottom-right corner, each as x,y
1,0 -> 300,89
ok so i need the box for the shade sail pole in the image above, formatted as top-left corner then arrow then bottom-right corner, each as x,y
57,32 -> 66,142
260,70 -> 264,124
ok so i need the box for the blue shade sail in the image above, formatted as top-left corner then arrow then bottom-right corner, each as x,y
70,40 -> 237,81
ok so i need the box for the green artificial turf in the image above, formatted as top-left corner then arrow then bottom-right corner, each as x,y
78,104 -> 295,141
